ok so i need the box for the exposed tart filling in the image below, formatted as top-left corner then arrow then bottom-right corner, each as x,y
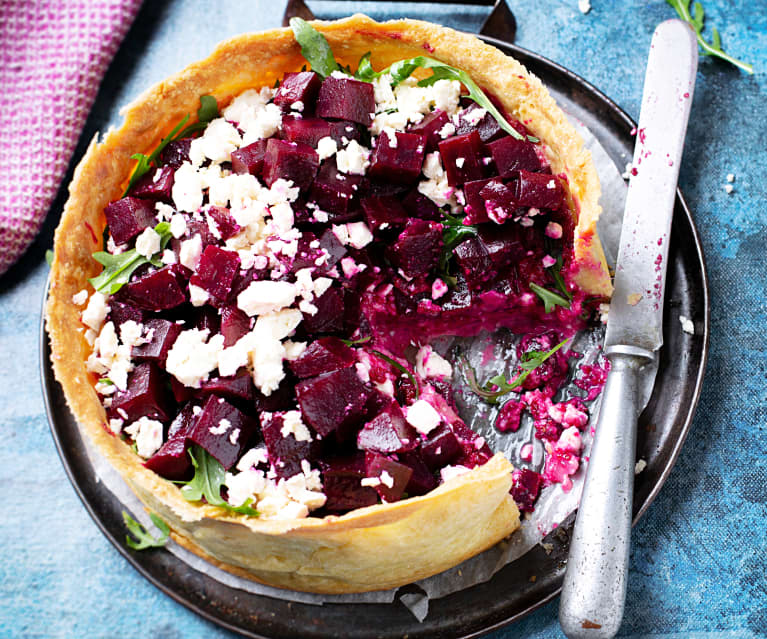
76,40 -> 608,522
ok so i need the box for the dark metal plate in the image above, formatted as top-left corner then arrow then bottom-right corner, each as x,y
40,34 -> 708,639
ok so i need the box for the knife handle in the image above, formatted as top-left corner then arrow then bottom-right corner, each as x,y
559,346 -> 653,638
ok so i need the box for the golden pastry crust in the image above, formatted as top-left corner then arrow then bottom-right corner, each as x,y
47,14 -> 611,594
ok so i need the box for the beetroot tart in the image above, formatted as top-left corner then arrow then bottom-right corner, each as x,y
46,15 -> 612,594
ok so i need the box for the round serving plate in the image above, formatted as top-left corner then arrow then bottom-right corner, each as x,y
40,31 -> 709,639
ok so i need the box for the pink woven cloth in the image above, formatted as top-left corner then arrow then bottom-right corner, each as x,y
0,0 -> 142,277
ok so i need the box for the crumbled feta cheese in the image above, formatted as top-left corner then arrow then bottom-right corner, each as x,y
124,417 -> 164,458
316,136 -> 338,161
726,173 -> 735,183
210,418 -> 231,436
724,184 -> 734,194
679,315 -> 694,335
439,122 -> 456,139
635,459 -> 647,475
82,292 -> 109,332
336,140 -> 370,175
455,157 -> 465,168
415,345 -> 453,380
291,100 -> 304,112
237,280 -> 297,316
72,289 -> 89,306
172,162 -> 204,212
255,308 -> 303,341
432,278 -> 448,300
542,254 -> 557,268
165,328 -> 225,387
379,471 -> 394,489
283,341 -> 307,361
280,411 -> 312,442
108,418 -> 124,434
225,469 -> 266,507
440,465 -> 471,483
134,227 -> 161,259
405,399 -> 441,434
179,234 -> 203,271
188,284 -> 209,307
190,117 -> 242,165
251,336 -> 287,396
332,222 -> 373,249
418,151 -> 454,208
161,249 -> 177,265
545,221 -> 563,239
119,320 -> 145,348
361,477 -> 381,487
236,447 -> 269,471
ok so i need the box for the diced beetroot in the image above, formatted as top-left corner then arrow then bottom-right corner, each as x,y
296,367 -> 371,437
479,179 -> 518,224
170,376 -> 195,403
361,195 -> 409,231
386,220 -> 443,278
495,399 -> 524,432
288,337 -> 356,379
220,305 -> 251,346
199,370 -> 255,402
283,116 -> 331,147
193,305 -> 220,335
262,138 -> 319,191
397,450 -> 438,496
129,166 -> 175,202
320,454 -> 379,512
144,403 -> 196,480
357,402 -> 418,453
462,177 -> 495,224
438,132 -> 486,186
276,233 -> 325,274
184,221 -> 218,249
420,424 -> 462,470
477,225 -> 526,270
316,228 -> 347,272
273,71 -> 322,109
316,77 -> 375,126
329,121 -> 363,145
395,375 -> 419,406
451,419 -> 494,468
454,103 -> 504,143
158,138 -> 191,168
407,109 -> 450,152
516,171 -> 564,210
309,160 -> 362,221
511,468 -> 542,512
189,245 -> 240,302
104,196 -> 156,246
402,189 -> 441,221
207,207 -> 240,241
260,411 -> 319,479
254,375 -> 297,413
453,236 -> 494,290
120,265 -> 187,311
132,318 -> 182,365
301,286 -> 345,334
111,362 -> 171,423
368,131 -> 426,184
487,136 -> 542,177
108,301 -> 144,327
364,451 -> 413,503
187,395 -> 257,470
231,139 -> 268,176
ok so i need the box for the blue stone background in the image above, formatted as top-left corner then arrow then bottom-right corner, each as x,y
1,0 -> 764,636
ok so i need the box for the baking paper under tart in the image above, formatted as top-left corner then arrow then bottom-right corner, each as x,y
46,14 -> 614,593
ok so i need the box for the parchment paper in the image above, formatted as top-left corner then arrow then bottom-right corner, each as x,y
83,116 -> 629,619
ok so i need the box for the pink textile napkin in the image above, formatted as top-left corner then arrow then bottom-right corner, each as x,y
0,0 -> 143,277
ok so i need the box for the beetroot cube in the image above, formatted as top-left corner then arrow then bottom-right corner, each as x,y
254,375 -> 297,413
206,206 -> 240,241
329,121 -> 362,145
184,220 -> 218,249
296,367 -> 371,437
301,286 -> 345,335
408,109 -> 450,152
420,425 -> 462,470
170,376 -> 195,403
454,103 -> 504,143
386,220 -> 443,278
488,136 -> 542,178
187,395 -> 257,470
190,245 -> 240,302
462,177 -> 495,224
368,131 -> 426,184
159,138 -> 191,168
397,451 -> 438,496
288,337 -> 356,379
132,318 -> 181,365
104,196 -> 156,246
402,189 -> 441,221
111,362 -> 171,423
511,468 -> 542,512
121,265 -> 187,311
495,399 -> 524,433
316,228 -> 347,272
364,452 -> 413,503
309,160 -> 362,221
516,171 -> 564,210
108,301 -> 144,328
283,116 -> 331,147
129,166 -> 175,202
320,454 -> 379,512
316,76 -> 375,126
357,402 -> 417,454
477,224 -> 526,270
231,139 -> 268,176
144,403 -> 196,480
479,179 -> 517,223
260,411 -> 319,479
220,305 -> 251,347
454,236 -> 494,290
276,233 -> 324,274
361,195 -> 409,232
199,370 -> 255,402
438,131 -> 486,186
273,71 -> 322,109
452,420 -> 494,467
262,138 -> 319,191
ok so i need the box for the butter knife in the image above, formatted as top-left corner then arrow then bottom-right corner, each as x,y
559,19 -> 698,639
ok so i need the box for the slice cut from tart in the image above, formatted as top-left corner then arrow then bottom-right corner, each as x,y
46,15 -> 611,594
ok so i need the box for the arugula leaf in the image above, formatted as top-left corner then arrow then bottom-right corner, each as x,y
180,446 -> 259,516
289,17 -> 340,78
123,95 -> 219,196
45,249 -> 54,267
370,349 -> 420,399
667,0 -> 753,74
530,282 -> 571,314
340,335 -> 372,347
461,338 -> 569,404
88,222 -> 172,294
122,510 -> 170,550
355,51 -> 376,81
548,254 -> 572,301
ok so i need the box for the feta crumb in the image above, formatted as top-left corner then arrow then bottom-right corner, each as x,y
224,469 -> 266,507
439,122 -> 456,139
316,136 -> 338,161
679,315 -> 694,335
440,465 -> 471,483
165,328 -> 225,387
415,345 -> 453,380
72,289 -> 88,306
291,101 -> 304,112
431,278 -> 448,300
361,477 -> 381,487
134,227 -> 161,259
726,173 -> 735,183
336,140 -> 370,175
172,162 -> 204,212
635,459 -> 647,475
237,280 -> 297,316
332,222 -> 373,249
179,234 -> 203,271
379,470 -> 394,489
210,418 -> 231,436
189,284 -> 210,307
236,447 -> 269,471
455,157 -> 465,168
108,418 -> 124,434
405,399 -> 441,435
724,184 -> 734,194
169,214 -> 187,239
125,417 -> 164,458
280,411 -> 312,442
545,222 -> 563,239
82,292 -> 109,332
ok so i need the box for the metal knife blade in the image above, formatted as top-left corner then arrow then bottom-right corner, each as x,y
605,19 -> 698,354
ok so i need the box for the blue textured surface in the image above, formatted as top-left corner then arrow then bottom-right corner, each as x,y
1,1 -> 765,637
